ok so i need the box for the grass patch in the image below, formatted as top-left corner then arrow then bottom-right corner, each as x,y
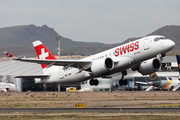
146,103 -> 180,108
0,114 -> 180,120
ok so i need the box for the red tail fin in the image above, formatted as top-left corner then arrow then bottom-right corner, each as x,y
4,51 -> 14,58
33,41 -> 56,69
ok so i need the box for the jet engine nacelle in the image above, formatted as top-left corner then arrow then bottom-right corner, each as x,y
138,58 -> 161,75
91,58 -> 114,75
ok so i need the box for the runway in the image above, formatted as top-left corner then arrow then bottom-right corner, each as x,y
0,108 -> 180,112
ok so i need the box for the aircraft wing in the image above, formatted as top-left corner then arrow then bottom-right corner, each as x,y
14,58 -> 92,69
135,81 -> 148,85
135,81 -> 154,91
14,74 -> 50,78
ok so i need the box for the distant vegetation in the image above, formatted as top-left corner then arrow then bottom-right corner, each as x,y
0,24 -> 179,57
166,51 -> 180,56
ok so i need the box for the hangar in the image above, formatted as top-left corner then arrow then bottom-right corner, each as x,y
0,56 -> 179,92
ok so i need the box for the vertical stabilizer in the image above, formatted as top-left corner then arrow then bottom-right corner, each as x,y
147,72 -> 161,86
148,72 -> 160,82
33,40 -> 57,70
176,55 -> 180,77
4,51 -> 14,58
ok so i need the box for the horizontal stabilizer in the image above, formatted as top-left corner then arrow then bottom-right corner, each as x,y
14,74 -> 50,78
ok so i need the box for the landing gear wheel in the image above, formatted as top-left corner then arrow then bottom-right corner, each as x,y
119,79 -> 128,86
89,80 -> 94,86
119,80 -> 124,86
123,79 -> 128,86
94,79 -> 99,86
89,79 -> 99,86
119,71 -> 128,86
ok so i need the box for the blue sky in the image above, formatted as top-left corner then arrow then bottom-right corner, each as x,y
0,0 -> 180,43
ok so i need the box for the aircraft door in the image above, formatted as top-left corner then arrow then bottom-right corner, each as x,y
144,39 -> 149,50
60,69 -> 64,79
109,51 -> 112,57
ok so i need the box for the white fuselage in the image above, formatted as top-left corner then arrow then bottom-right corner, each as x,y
35,35 -> 175,84
157,79 -> 180,89
0,83 -> 19,92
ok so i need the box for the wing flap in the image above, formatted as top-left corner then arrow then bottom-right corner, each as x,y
135,81 -> 148,85
14,58 -> 92,69
14,74 -> 50,78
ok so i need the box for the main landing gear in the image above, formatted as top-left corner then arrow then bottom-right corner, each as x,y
119,71 -> 128,86
89,77 -> 99,86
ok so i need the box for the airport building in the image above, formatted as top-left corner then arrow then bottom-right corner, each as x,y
0,56 -> 179,92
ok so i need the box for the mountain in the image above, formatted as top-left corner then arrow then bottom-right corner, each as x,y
0,25 -> 115,57
147,25 -> 180,51
0,24 -> 180,57
0,25 -> 58,49
120,25 -> 180,53
0,25 -> 58,57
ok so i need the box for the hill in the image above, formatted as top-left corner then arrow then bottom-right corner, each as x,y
0,24 -> 180,57
147,25 -> 180,51
0,25 -> 115,57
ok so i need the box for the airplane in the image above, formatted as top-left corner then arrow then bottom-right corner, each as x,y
136,72 -> 180,91
0,82 -> 19,92
171,55 -> 180,91
4,51 -> 14,58
135,54 -> 180,91
5,35 -> 175,86
176,55 -> 180,80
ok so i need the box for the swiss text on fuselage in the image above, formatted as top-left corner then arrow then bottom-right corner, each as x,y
114,41 -> 139,57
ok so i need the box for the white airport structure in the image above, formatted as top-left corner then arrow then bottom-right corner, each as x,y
0,56 -> 179,92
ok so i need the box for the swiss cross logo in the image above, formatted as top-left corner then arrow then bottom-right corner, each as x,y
39,48 -> 49,60
7,54 -> 10,57
6,53 -> 12,57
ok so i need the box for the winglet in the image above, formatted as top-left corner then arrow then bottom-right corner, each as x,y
4,51 -> 14,58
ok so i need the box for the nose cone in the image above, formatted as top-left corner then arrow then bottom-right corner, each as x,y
169,40 -> 175,49
163,39 -> 175,52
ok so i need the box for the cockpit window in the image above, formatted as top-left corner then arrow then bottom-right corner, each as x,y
154,37 -> 160,41
154,37 -> 166,42
160,37 -> 166,39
